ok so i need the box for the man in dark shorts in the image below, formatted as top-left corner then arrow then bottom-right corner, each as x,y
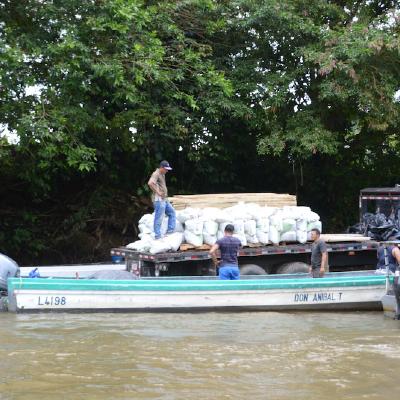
209,224 -> 242,280
309,228 -> 328,278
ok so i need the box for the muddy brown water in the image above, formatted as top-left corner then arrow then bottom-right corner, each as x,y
1,312 -> 399,399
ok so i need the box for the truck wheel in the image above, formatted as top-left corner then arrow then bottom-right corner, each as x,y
240,264 -> 267,275
276,262 -> 310,274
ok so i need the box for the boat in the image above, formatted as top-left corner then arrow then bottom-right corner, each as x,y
5,271 -> 388,313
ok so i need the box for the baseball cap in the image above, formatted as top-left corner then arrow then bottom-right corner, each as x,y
160,160 -> 172,170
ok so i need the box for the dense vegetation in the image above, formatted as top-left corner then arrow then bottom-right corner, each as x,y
1,0 -> 399,264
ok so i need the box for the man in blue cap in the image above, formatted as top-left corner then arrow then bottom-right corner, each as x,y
148,160 -> 176,239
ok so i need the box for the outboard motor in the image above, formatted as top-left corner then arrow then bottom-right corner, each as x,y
0,253 -> 19,291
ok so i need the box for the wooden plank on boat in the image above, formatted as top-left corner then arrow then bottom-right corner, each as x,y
320,234 -> 372,243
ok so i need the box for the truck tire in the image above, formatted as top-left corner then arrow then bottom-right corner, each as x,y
240,264 -> 267,275
276,262 -> 310,275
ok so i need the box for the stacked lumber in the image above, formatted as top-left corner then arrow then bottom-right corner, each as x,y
320,234 -> 372,243
170,193 -> 296,210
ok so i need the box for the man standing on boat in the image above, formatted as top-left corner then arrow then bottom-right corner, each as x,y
376,243 -> 400,274
148,160 -> 176,240
209,224 -> 242,280
310,228 -> 328,278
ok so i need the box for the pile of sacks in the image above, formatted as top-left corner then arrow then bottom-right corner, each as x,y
127,203 -> 322,255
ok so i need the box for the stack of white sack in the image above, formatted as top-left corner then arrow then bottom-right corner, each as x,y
127,203 -> 322,254
279,206 -> 322,244
138,213 -> 184,236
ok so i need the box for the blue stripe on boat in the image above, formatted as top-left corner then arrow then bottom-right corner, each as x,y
7,275 -> 391,292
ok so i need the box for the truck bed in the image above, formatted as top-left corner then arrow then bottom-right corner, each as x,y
111,240 -> 379,264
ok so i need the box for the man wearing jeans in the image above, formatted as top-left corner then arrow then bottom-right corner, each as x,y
148,161 -> 176,239
209,224 -> 242,280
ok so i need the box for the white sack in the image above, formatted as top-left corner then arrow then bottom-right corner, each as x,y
233,233 -> 247,247
226,204 -> 252,220
245,234 -> 259,244
200,207 -> 221,221
185,219 -> 204,235
244,220 -> 257,236
203,220 -> 218,236
269,226 -> 280,245
296,230 -> 308,244
176,207 -> 200,224
184,230 -> 203,247
203,233 -> 217,246
280,231 -> 297,242
149,239 -> 172,254
217,230 -> 224,240
256,218 -> 270,233
245,203 -> 263,219
256,229 -> 269,245
282,218 -> 296,233
270,214 -> 283,231
139,213 -> 153,227
296,219 -> 307,232
138,223 -> 152,234
173,220 -> 184,233
138,232 -> 154,241
307,220 -> 322,232
233,220 -> 245,235
215,210 -> 232,223
163,232 -> 184,251
307,211 -> 320,222
260,207 -> 277,219
126,239 -> 152,252
282,206 -> 311,220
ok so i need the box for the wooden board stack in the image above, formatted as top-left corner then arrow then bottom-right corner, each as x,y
170,193 -> 297,210
320,234 -> 372,243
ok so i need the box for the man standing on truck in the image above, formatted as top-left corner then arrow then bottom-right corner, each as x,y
148,160 -> 176,240
209,224 -> 242,280
310,228 -> 328,278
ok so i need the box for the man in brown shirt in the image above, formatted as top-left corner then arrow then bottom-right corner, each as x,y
148,161 -> 176,239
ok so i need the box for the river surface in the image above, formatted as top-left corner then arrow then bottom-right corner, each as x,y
0,312 -> 399,399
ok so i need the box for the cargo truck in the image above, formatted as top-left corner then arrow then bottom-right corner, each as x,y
111,187 -> 400,278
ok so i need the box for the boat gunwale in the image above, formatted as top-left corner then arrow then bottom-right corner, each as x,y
7,275 -> 391,292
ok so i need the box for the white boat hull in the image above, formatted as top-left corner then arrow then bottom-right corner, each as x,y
9,285 -> 385,313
